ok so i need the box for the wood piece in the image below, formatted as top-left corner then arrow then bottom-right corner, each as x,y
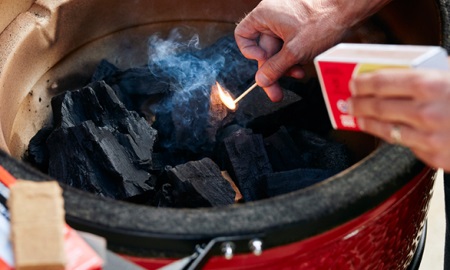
264,168 -> 335,197
264,126 -> 305,171
221,171 -> 243,202
168,158 -> 234,207
224,129 -> 273,201
8,180 -> 66,270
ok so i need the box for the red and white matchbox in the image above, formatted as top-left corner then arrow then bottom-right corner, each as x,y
314,43 -> 449,131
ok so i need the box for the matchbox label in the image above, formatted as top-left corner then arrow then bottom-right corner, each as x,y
317,61 -> 408,130
317,61 -> 358,130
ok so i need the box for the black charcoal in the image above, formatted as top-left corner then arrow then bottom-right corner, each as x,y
168,158 -> 234,207
51,81 -> 130,128
264,126 -> 305,171
291,129 -> 353,172
45,81 -> 158,200
91,59 -> 119,82
24,126 -> 53,172
25,33 -> 350,209
232,87 -> 303,133
224,129 -> 272,201
91,60 -> 173,112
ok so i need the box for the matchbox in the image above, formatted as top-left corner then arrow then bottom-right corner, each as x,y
314,43 -> 449,130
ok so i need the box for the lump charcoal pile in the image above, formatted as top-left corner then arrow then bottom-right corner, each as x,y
25,34 -> 353,208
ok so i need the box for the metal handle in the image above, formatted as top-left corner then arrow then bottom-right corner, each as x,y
158,235 -> 265,270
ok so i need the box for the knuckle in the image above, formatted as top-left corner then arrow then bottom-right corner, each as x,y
265,60 -> 285,79
282,44 -> 298,61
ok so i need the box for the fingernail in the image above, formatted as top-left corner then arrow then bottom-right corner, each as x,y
256,72 -> 270,87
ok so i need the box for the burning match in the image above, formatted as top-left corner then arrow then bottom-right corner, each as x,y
216,82 -> 259,111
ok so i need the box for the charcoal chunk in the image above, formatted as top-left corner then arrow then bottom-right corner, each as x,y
264,168 -> 335,197
51,81 -> 130,128
47,119 -> 155,199
91,60 -> 173,112
45,81 -> 158,200
291,129 -> 353,172
224,130 -> 273,201
91,59 -> 119,82
24,126 -> 53,172
168,158 -> 234,207
264,126 -> 304,171
231,87 -> 303,133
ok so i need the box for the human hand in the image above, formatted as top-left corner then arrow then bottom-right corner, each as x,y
235,0 -> 391,102
348,68 -> 450,171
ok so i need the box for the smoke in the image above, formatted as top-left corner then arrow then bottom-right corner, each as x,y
147,28 -> 224,93
146,28 -> 257,154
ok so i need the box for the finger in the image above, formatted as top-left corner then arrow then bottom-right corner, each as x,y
256,46 -> 299,87
349,97 -> 450,131
259,34 -> 282,59
254,45 -> 284,102
349,97 -> 413,123
351,69 -> 450,100
285,65 -> 306,79
356,117 -> 402,145
357,117 -> 450,153
262,83 -> 284,102
235,17 -> 266,62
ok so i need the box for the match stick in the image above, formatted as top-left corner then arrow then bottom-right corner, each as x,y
233,82 -> 258,104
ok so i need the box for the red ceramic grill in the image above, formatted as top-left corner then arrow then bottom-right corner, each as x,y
0,0 -> 448,269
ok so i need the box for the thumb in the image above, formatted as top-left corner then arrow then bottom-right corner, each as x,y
255,49 -> 297,87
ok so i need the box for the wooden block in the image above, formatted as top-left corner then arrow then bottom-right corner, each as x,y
8,180 -> 66,270
221,171 -> 243,202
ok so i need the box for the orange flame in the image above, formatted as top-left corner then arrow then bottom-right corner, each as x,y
216,82 -> 236,110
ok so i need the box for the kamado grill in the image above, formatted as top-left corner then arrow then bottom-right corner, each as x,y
0,0 -> 448,269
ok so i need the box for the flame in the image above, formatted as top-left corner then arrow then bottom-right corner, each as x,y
216,82 -> 236,110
